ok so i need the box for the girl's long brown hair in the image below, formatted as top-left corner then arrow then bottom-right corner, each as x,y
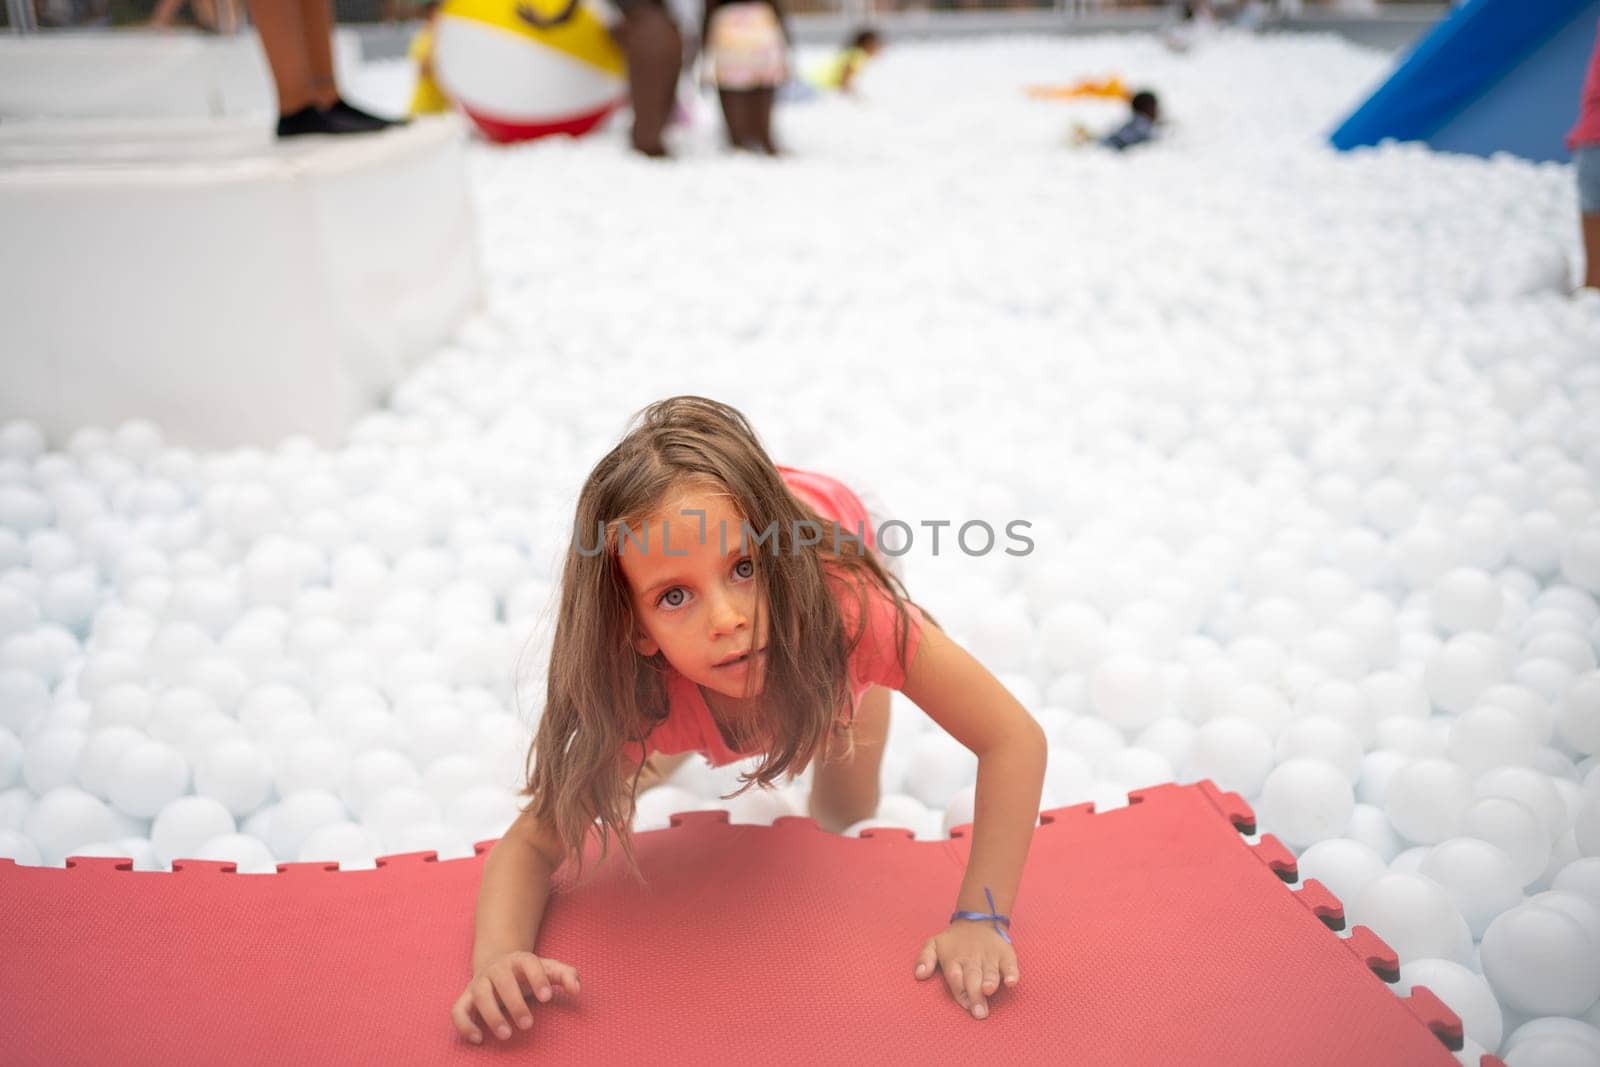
517,396 -> 937,885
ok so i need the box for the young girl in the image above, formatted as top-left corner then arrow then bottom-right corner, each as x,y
450,396 -> 1047,1044
701,0 -> 788,154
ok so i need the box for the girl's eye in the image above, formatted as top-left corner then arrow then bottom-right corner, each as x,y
655,557 -> 754,610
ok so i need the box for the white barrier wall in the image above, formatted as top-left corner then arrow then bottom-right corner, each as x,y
0,29 -> 363,120
0,115 -> 482,450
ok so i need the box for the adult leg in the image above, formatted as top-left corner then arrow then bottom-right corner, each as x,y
807,685 -> 891,833
1583,213 -> 1600,290
245,0 -> 314,116
296,0 -> 340,109
622,2 -> 682,157
733,90 -> 761,150
717,88 -> 741,149
147,0 -> 184,28
751,85 -> 778,155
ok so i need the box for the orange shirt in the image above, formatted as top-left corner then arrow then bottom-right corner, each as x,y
622,466 -> 923,769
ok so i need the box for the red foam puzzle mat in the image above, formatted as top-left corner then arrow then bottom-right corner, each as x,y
1,780 -> 1502,1066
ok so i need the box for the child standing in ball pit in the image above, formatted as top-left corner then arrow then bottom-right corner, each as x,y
450,395 -> 1047,1043
701,0 -> 789,153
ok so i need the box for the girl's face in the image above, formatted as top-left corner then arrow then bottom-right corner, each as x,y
618,487 -> 771,705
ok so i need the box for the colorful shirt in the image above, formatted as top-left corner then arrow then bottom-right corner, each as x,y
808,46 -> 869,91
1570,17 -> 1600,150
621,466 -> 923,769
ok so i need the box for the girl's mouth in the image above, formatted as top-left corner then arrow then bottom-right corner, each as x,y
715,648 -> 766,670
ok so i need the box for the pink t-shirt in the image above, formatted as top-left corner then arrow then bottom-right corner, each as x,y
621,466 -> 923,769
1570,18 -> 1600,150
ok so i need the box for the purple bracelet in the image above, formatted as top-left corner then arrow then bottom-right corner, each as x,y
949,885 -> 1013,944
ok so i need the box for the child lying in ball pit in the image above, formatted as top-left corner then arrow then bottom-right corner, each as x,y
1071,89 -> 1162,151
451,395 -> 1047,1043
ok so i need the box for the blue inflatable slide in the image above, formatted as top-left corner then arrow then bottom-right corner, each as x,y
1330,0 -> 1600,163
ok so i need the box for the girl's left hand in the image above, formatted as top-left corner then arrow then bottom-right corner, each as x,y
913,922 -> 1020,1019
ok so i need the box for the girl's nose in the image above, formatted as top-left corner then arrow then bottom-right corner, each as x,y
708,591 -> 748,635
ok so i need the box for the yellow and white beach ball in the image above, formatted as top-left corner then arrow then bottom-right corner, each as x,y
434,0 -> 627,143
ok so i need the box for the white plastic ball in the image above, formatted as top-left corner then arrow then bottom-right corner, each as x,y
1349,872 -> 1473,964
1477,684 -> 1555,747
1557,672 -> 1600,755
1189,718 -> 1275,798
382,819 -> 475,860
1258,758 -> 1354,848
963,599 -> 1035,674
1297,680 -> 1374,747
149,795 -> 235,865
720,781 -> 797,830
902,728 -> 978,810
193,738 -> 274,817
420,754 -> 485,808
1390,845 -> 1430,875
1276,716 -> 1362,780
1449,704 -> 1539,776
1393,958 -> 1503,1053
1042,746 -> 1094,807
1426,634 -> 1511,714
446,784 -> 521,840
1553,857 -> 1600,905
1560,525 -> 1600,592
1418,836 -> 1526,938
1089,654 -> 1168,732
1297,837 -> 1388,907
1465,795 -> 1554,887
76,725 -> 148,801
265,789 -> 348,861
632,785 -> 711,833
1510,511 -> 1561,575
1101,746 -> 1174,792
23,727 -> 87,794
1347,802 -> 1406,862
1502,1020 -> 1600,1067
192,832 -> 278,874
297,821 -> 381,869
106,740 -> 190,818
1480,897 -> 1600,1016
0,828 -> 42,865
941,784 -> 976,835
0,727 -> 20,790
22,786 -> 127,865
1431,568 -> 1503,635
360,786 -> 443,851
1356,750 -> 1409,808
1385,758 -> 1473,844
92,682 -> 154,730
1475,765 -> 1569,842
1361,670 -> 1430,721
271,738 -> 348,806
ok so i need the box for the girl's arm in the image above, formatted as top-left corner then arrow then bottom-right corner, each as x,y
453,808 -> 578,1043
470,810 -> 564,971
898,617 -> 1048,1015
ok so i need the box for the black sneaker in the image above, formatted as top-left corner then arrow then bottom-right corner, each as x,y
327,98 -> 408,130
274,102 -> 395,139
275,105 -> 334,138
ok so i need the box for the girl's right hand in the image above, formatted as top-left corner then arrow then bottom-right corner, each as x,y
451,952 -> 581,1044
